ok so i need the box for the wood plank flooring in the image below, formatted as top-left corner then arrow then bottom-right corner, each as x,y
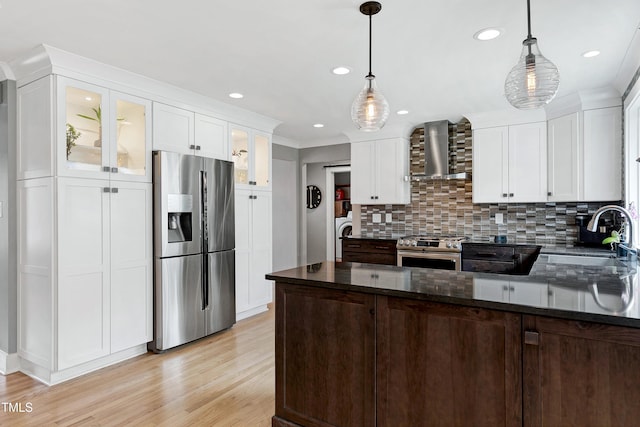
0,308 -> 275,426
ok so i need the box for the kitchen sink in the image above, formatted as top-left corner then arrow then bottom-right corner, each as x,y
545,254 -> 618,267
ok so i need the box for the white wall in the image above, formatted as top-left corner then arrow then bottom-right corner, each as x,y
272,158 -> 298,271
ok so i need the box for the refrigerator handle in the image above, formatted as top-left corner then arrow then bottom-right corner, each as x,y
201,170 -> 210,310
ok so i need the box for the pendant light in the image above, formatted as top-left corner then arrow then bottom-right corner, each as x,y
504,0 -> 560,110
351,1 -> 390,131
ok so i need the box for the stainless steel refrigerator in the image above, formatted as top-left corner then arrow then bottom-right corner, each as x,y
150,151 -> 235,352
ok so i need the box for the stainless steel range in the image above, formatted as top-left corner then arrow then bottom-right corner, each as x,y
396,235 -> 467,271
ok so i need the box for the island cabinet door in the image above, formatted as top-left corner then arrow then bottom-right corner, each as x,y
523,316 -> 640,427
274,283 -> 376,427
376,296 -> 522,427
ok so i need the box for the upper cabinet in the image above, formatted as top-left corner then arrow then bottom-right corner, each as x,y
473,122 -> 547,203
230,125 -> 271,190
351,138 -> 410,205
582,108 -> 622,201
547,107 -> 621,202
18,76 -> 152,182
152,102 -> 229,160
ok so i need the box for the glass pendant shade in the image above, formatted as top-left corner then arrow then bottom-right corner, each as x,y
351,75 -> 390,131
505,38 -> 560,109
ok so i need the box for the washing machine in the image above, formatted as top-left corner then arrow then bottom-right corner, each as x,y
335,212 -> 352,261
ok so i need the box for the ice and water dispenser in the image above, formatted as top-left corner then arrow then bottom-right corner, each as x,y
167,193 -> 193,243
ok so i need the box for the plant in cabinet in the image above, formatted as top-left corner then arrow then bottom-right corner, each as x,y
65,123 -> 81,159
77,107 -> 125,148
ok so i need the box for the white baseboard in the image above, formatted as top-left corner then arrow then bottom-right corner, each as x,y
236,304 -> 269,321
19,344 -> 148,386
0,350 -> 20,375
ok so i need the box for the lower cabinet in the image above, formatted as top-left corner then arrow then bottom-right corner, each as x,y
341,238 -> 397,266
274,282 -> 640,427
18,177 -> 152,382
274,284 -> 376,427
523,316 -> 640,427
235,188 -> 272,320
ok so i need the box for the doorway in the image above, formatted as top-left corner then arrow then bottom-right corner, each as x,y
325,166 -> 351,261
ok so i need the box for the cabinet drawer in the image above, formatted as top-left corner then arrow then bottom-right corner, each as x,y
342,239 -> 397,254
462,259 -> 516,274
463,244 -> 515,261
342,251 -> 396,266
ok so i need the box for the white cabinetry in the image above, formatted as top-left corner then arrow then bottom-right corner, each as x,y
18,76 -> 152,182
230,125 -> 271,190
350,138 -> 409,205
235,188 -> 272,319
473,122 -> 547,203
546,107 -> 621,202
18,177 -> 152,381
583,108 -> 622,201
17,75 -> 152,384
547,113 -> 580,201
473,278 -> 548,307
152,103 -> 229,160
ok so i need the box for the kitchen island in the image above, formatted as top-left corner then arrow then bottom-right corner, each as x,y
267,257 -> 640,427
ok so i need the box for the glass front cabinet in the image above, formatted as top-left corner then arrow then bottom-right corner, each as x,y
58,77 -> 152,182
230,125 -> 271,189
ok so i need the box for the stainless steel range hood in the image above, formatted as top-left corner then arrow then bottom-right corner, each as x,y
406,120 -> 469,181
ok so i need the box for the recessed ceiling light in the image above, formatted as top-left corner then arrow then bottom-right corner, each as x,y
331,66 -> 351,75
582,50 -> 600,58
473,28 -> 502,41
396,110 -> 409,115
85,96 -> 92,101
229,92 -> 244,99
313,123 -> 324,128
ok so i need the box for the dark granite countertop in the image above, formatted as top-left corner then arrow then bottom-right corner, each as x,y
266,254 -> 640,329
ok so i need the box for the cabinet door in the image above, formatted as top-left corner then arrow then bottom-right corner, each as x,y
274,284 -> 376,427
234,189 -> 252,314
377,296 -> 522,427
110,92 -> 152,183
231,126 -> 250,186
249,191 -> 272,306
508,122 -> 547,203
376,138 -> 409,205
110,182 -> 152,352
472,277 -> 510,303
57,178 -> 110,369
57,77 -> 111,180
509,281 -> 548,308
472,127 -> 508,203
547,113 -> 579,201
583,107 -> 622,201
152,102 -> 194,155
523,316 -> 640,427
253,132 -> 271,189
195,113 -> 229,160
351,141 -> 375,204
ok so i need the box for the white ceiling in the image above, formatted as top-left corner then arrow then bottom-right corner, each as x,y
1,0 -> 639,148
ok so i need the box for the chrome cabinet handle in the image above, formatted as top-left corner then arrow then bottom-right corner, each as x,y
111,167 -> 118,173
547,191 -> 552,196
103,166 -> 110,172
111,187 -> 118,193
195,145 -> 201,150
502,193 -> 508,197
509,193 -> 514,197
103,187 -> 110,193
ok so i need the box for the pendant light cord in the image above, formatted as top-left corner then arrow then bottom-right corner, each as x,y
368,13 -> 373,78
526,0 -> 532,39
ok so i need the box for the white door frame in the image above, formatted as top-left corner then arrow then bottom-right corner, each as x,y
625,82 -> 640,245
325,166 -> 350,261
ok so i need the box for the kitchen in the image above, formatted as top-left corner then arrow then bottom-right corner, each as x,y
1,0 -> 640,426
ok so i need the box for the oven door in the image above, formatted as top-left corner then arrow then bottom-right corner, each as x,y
397,250 -> 461,271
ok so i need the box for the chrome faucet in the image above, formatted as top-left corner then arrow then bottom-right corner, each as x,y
587,205 -> 635,252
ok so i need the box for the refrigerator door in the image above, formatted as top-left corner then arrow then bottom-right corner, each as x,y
152,254 -> 205,351
205,250 -> 236,334
203,158 -> 235,253
153,151 -> 202,258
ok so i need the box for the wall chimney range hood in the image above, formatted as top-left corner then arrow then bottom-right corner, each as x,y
405,120 -> 470,181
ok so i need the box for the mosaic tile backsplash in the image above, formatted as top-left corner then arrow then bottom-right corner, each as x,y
359,119 -> 617,246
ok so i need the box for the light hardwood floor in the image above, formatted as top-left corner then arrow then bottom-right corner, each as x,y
0,308 -> 275,426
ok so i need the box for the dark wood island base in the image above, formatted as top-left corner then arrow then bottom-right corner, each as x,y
268,262 -> 640,427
